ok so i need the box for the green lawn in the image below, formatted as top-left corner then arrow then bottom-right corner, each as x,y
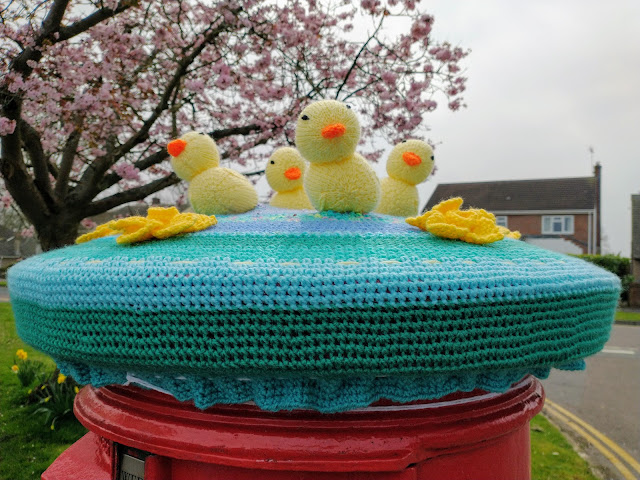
531,414 -> 599,480
615,310 -> 640,322
0,303 -> 599,480
0,303 -> 87,480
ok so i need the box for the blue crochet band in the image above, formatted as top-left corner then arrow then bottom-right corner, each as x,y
58,360 -> 584,413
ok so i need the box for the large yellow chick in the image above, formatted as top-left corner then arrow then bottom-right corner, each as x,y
167,131 -> 258,215
266,147 -> 313,209
375,139 -> 434,217
295,100 -> 380,213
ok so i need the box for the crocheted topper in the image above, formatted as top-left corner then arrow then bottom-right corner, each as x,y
295,100 -> 380,214
10,205 -> 620,412
76,207 -> 217,244
407,197 -> 521,244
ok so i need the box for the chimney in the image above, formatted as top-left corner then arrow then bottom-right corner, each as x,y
594,162 -> 601,254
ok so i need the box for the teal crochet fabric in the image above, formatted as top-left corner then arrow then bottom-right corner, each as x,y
9,205 -> 620,412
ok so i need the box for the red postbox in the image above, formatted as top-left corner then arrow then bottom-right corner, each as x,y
43,375 -> 543,480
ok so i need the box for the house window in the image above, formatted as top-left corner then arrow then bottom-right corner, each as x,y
542,215 -> 574,235
495,216 -> 508,228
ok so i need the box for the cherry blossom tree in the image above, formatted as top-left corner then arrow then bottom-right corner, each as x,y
0,0 -> 467,251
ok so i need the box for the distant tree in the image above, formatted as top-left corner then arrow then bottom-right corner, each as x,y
0,0 -> 467,251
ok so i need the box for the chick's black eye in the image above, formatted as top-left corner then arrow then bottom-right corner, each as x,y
431,156 -> 435,160
301,115 -> 309,121
270,160 -> 275,164
401,140 -> 407,143
346,104 -> 352,109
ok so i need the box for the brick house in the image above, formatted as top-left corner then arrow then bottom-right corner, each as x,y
630,194 -> 640,307
424,164 -> 602,255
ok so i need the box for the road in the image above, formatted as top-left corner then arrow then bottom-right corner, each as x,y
542,324 -> 640,480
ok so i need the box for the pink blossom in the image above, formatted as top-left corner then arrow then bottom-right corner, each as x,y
81,218 -> 97,230
114,163 -> 141,181
1,193 -> 13,208
0,117 -> 16,136
20,226 -> 35,238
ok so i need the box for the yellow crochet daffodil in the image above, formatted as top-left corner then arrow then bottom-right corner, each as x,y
76,207 -> 217,245
406,197 -> 521,245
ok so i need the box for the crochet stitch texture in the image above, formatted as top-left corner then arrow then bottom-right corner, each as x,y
9,206 -> 620,412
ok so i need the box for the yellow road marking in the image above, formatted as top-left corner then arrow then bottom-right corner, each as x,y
546,399 -> 640,475
545,401 -> 640,479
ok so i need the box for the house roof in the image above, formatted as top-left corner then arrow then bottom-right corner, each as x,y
424,176 -> 596,212
632,195 -> 640,259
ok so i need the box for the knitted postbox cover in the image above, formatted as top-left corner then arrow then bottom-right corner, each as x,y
9,206 -> 620,412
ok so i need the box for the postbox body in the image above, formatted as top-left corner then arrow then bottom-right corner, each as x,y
43,376 -> 544,480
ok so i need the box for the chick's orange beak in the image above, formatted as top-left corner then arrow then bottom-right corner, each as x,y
321,123 -> 346,139
402,151 -> 422,166
167,139 -> 187,157
284,167 -> 301,180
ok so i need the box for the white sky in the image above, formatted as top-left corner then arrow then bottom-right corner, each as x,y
400,0 -> 640,256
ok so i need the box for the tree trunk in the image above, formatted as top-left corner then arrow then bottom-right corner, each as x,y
36,213 -> 81,252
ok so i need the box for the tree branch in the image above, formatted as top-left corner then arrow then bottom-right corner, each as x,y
0,133 -> 49,227
54,125 -> 82,199
57,1 -> 133,42
19,119 -> 57,208
84,173 -> 180,217
209,123 -> 260,140
334,15 -> 385,99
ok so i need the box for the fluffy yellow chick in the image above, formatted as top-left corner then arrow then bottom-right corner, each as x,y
295,100 -> 380,213
375,139 -> 434,217
266,147 -> 313,210
168,131 -> 258,215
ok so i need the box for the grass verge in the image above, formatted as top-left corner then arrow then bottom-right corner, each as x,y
0,303 -> 87,480
615,310 -> 640,322
1,303 -> 598,479
531,414 -> 599,480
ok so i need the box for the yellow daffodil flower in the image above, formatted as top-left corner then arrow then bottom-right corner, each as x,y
11,365 -> 18,373
406,197 -> 521,245
57,373 -> 66,384
16,349 -> 27,360
76,207 -> 217,245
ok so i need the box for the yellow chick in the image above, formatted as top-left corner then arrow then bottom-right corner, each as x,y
167,131 -> 258,215
295,100 -> 380,213
375,139 -> 435,217
266,147 -> 313,210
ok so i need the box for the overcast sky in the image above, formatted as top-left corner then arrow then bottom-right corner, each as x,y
400,0 -> 640,256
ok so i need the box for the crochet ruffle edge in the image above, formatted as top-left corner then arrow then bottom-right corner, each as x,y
58,359 -> 584,413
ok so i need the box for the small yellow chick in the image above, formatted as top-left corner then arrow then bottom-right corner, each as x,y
167,131 -> 258,215
375,140 -> 434,217
295,100 -> 380,213
266,147 -> 313,210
